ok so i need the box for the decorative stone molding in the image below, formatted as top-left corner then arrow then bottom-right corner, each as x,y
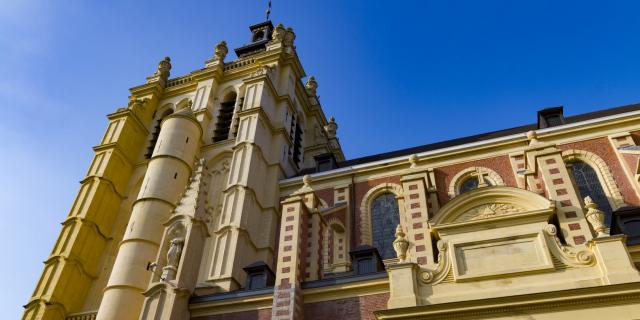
448,166 -> 505,198
584,196 -> 609,237
434,186 -> 552,225
359,182 -> 404,245
419,239 -> 451,285
543,224 -> 595,267
454,203 -> 527,222
562,149 -> 626,209
393,225 -> 409,262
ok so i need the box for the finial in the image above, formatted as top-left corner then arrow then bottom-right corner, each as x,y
325,116 -> 338,139
408,154 -> 418,168
305,76 -> 318,96
303,174 -> 311,186
584,196 -> 608,238
147,56 -> 172,85
392,225 -> 409,262
214,41 -> 228,62
527,130 -> 539,146
266,0 -> 272,20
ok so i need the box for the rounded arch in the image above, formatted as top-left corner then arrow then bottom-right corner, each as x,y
359,182 -> 404,245
433,186 -> 554,225
562,149 -> 626,209
448,166 -> 505,198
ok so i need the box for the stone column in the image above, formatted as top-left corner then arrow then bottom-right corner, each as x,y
97,107 -> 202,320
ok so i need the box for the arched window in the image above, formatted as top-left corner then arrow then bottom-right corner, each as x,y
213,92 -> 237,142
459,177 -> 494,194
145,109 -> 173,159
370,193 -> 401,259
569,161 -> 614,225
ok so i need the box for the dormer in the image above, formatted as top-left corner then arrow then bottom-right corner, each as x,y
537,106 -> 565,129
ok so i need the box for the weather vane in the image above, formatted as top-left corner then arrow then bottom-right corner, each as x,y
266,0 -> 272,20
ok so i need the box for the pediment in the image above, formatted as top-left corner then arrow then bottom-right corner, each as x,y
432,186 -> 554,225
455,203 -> 527,222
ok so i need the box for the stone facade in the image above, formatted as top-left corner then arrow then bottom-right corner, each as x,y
23,20 -> 640,320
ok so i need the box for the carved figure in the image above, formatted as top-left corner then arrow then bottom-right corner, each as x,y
166,237 -> 184,268
584,196 -> 608,237
392,225 -> 409,262
325,117 -> 338,139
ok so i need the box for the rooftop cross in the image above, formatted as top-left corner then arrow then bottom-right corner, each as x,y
266,0 -> 272,20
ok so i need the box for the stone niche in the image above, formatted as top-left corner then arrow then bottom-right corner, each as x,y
432,187 -> 556,281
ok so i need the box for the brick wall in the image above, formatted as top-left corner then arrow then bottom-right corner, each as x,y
559,137 -> 640,205
192,308 -> 272,320
303,293 -> 389,320
434,155 -> 517,206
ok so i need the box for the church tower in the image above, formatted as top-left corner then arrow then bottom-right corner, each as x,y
23,20 -> 343,320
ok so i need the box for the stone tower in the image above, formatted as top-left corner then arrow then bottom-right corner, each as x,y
23,20 -> 343,320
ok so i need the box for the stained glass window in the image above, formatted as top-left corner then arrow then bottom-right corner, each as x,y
571,161 -> 613,225
459,177 -> 480,194
371,193 -> 400,259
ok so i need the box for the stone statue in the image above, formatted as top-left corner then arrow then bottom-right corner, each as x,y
584,196 -> 608,238
324,117 -> 338,139
166,237 -> 184,268
392,225 -> 409,262
214,41 -> 228,62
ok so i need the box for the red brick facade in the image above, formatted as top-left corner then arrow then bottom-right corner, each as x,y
303,293 -> 389,320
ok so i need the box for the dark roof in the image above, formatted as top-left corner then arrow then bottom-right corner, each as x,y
299,102 -> 640,175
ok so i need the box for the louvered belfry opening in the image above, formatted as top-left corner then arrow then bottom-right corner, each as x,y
213,93 -> 237,142
145,110 -> 173,159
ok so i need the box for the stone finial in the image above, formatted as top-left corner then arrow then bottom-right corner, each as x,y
392,225 -> 409,262
272,23 -> 286,42
147,56 -> 172,84
303,174 -> 311,187
584,196 -> 608,237
284,27 -> 296,48
214,41 -> 228,62
325,116 -> 338,139
408,154 -> 418,168
305,76 -> 318,96
527,130 -> 539,146
157,57 -> 172,78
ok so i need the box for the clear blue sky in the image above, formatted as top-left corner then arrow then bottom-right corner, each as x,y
2,0 -> 640,317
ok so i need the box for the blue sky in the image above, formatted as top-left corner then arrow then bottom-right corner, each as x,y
3,0 -> 640,317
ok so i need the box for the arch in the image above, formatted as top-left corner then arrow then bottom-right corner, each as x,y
213,89 -> 238,142
448,166 -> 505,198
359,182 -> 404,246
433,186 -> 554,225
322,218 -> 347,271
562,149 -> 626,210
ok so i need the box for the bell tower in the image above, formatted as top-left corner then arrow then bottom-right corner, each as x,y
24,19 -> 343,320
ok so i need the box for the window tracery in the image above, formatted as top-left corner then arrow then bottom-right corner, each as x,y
371,193 -> 401,259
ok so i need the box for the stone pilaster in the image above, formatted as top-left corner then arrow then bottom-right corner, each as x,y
524,133 -> 592,246
400,171 -> 434,267
608,132 -> 640,198
272,196 -> 309,320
